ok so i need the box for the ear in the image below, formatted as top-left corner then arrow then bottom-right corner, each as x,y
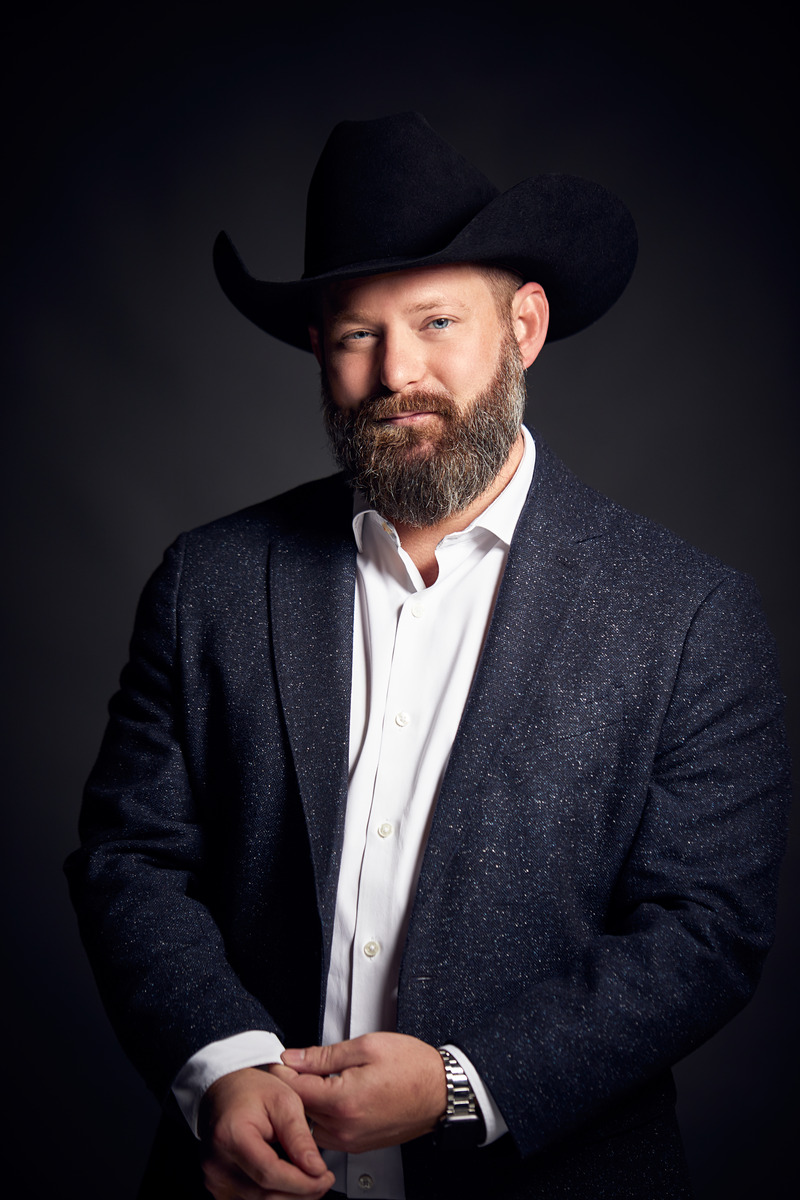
308,325 -> 323,366
512,283 -> 549,369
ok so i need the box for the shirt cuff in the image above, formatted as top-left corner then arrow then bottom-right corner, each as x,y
440,1043 -> 508,1146
172,1030 -> 286,1137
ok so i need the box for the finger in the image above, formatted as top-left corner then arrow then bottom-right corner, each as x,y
223,1132 -> 334,1196
262,1189 -> 334,1200
266,1088 -> 331,1176
281,1072 -> 336,1126
262,1185 -> 335,1200
282,1036 -> 372,1076
213,1108 -> 330,1190
201,1070 -> 334,1198
204,1148 -> 333,1200
268,1061 -> 300,1083
297,1116 -> 343,1154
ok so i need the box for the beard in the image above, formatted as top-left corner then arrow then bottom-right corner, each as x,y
321,329 -> 527,528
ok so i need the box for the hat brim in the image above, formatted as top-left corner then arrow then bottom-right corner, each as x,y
213,174 -> 637,351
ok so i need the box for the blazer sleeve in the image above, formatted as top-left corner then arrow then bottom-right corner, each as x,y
448,571 -> 791,1158
65,537 -> 287,1100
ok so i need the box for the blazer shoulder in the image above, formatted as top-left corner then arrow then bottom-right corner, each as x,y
526,434 -> 750,600
133,473 -> 354,610
182,471 -> 353,554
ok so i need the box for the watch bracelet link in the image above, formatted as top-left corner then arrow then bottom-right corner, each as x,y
437,1047 -> 478,1120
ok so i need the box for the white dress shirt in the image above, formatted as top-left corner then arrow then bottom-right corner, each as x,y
174,429 -> 536,1198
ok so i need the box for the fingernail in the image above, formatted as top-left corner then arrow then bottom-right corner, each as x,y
281,1047 -> 306,1065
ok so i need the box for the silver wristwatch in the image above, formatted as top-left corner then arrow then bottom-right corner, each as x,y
434,1047 -> 486,1149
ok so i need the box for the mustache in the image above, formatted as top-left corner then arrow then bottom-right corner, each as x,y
354,388 -> 458,422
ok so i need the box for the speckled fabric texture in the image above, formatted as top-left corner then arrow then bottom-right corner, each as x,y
66,432 -> 791,1199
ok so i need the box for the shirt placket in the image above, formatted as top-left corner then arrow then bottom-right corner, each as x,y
349,586 -> 426,1039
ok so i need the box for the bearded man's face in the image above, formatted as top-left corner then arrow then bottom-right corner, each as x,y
316,264 -> 527,528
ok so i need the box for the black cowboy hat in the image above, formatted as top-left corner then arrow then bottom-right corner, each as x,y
213,112 -> 637,350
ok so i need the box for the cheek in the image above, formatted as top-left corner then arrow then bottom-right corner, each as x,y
326,357 -> 372,410
436,341 -> 496,397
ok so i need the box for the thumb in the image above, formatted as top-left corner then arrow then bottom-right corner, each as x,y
282,1039 -> 368,1075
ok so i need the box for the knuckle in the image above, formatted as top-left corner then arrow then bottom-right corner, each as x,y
357,1031 -> 380,1059
200,1156 -> 226,1188
253,1163 -> 277,1190
334,1095 -> 361,1125
274,1081 -> 302,1112
316,1043 -> 335,1071
334,1125 -> 359,1153
209,1122 -> 236,1156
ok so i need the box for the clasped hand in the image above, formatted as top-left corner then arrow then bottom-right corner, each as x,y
200,1032 -> 446,1198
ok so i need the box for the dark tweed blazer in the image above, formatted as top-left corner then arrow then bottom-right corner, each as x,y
66,433 -> 791,1199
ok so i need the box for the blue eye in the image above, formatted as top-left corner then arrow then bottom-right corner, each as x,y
429,318 -> 452,330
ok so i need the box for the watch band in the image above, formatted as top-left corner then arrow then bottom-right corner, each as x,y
434,1047 -> 485,1149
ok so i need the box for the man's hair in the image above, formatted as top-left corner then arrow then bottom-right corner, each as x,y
477,265 -> 524,319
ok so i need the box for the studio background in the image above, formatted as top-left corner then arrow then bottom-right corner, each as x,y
3,6 -> 797,1197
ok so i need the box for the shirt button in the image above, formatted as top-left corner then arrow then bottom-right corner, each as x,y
358,1175 -> 374,1190
395,711 -> 411,727
363,940 -> 380,958
377,821 -> 393,838
411,600 -> 425,618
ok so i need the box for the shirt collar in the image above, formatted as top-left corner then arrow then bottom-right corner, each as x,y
351,425 -> 536,553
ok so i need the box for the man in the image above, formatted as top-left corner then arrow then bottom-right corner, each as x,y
66,113 -> 791,1200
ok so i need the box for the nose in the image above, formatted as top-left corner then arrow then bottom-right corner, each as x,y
379,328 -> 425,394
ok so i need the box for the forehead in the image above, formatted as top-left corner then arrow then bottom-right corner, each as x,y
321,262 -> 497,322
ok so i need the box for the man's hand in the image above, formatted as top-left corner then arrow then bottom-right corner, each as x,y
280,1032 -> 447,1155
199,1066 -> 336,1199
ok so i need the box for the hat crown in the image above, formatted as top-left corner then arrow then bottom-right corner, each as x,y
303,112 -> 499,277
213,111 -> 638,349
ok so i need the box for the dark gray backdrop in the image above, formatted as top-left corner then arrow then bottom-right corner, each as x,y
3,6 -> 797,1197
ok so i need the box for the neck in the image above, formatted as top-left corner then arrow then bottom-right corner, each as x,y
393,430 -> 525,587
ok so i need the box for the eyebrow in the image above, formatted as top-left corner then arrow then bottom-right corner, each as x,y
327,296 -> 472,326
406,296 -> 471,315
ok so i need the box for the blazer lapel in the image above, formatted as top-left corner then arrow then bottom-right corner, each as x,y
268,481 -> 357,948
411,437 -> 615,916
